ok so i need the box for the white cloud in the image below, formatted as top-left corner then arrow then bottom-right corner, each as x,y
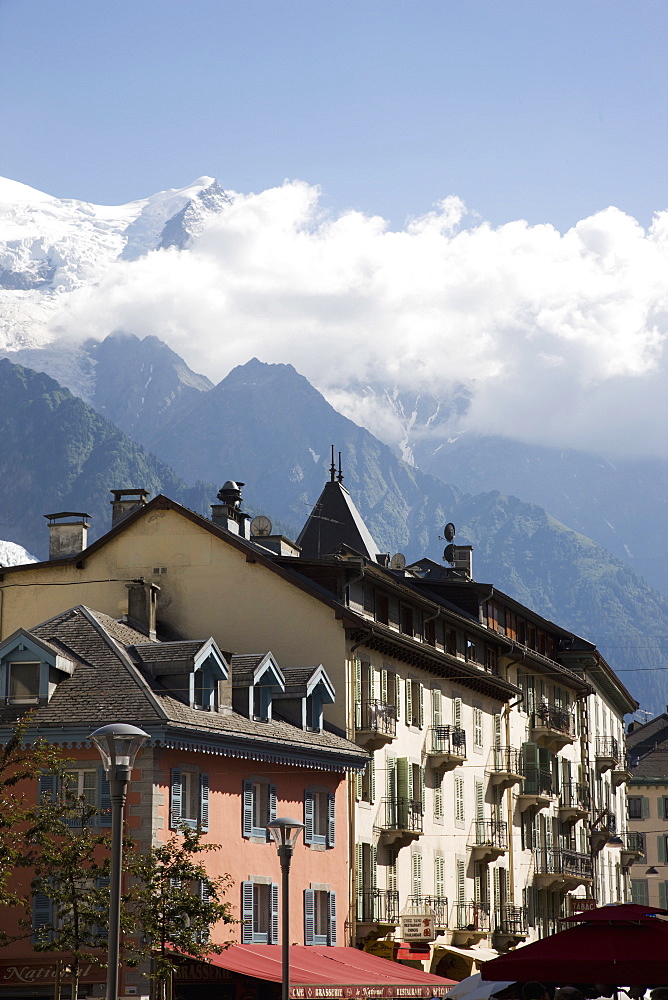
50,181 -> 668,459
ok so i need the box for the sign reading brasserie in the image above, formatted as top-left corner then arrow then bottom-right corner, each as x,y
289,987 -> 448,998
399,914 -> 436,941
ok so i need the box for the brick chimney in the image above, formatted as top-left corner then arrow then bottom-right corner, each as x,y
211,481 -> 251,538
110,489 -> 150,527
45,512 -> 91,560
126,581 -> 160,639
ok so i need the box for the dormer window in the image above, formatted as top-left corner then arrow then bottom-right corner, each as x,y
231,652 -> 285,722
133,638 -> 228,713
8,662 -> 40,704
253,684 -> 272,722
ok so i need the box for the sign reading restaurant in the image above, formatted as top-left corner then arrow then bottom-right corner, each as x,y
289,987 -> 448,998
399,914 -> 436,941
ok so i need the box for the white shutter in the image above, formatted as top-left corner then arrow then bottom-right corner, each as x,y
457,859 -> 466,902
432,688 -> 442,727
435,855 -> 445,898
411,851 -> 422,898
455,775 -> 464,824
475,779 -> 484,821
453,697 -> 462,729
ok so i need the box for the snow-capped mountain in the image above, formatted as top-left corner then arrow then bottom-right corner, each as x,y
0,175 -> 230,351
0,539 -> 37,567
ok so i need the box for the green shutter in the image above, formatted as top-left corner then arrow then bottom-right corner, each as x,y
406,679 -> 413,724
396,757 -> 410,800
418,683 -> 424,728
433,689 -> 442,727
642,796 -> 650,818
381,669 -> 388,703
394,674 -> 401,720
658,836 -> 667,864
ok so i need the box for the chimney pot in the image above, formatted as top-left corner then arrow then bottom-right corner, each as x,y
110,489 -> 150,527
44,512 -> 91,560
126,581 -> 160,639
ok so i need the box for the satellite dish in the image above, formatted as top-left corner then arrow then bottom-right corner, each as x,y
390,552 -> 406,570
444,522 -> 456,542
444,543 -> 456,564
250,514 -> 273,537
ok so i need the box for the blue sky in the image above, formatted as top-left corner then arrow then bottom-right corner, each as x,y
1,0 -> 666,230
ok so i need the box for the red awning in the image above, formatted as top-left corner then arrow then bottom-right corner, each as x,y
201,944 -> 454,989
481,917 -> 668,985
396,943 -> 432,961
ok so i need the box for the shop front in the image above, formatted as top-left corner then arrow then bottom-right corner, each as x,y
0,959 -> 106,1000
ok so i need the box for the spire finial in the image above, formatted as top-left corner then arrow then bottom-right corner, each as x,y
330,446 -> 336,483
337,451 -> 344,483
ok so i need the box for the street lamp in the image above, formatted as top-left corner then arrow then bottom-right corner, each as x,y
90,724 -> 149,1000
267,818 -> 305,1000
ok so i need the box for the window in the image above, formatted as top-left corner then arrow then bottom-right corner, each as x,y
304,790 -> 335,847
241,880 -> 279,943
304,888 -> 337,945
465,639 -> 477,663
473,708 -> 483,751
631,879 -> 649,905
455,775 -> 465,827
376,594 -> 389,625
7,661 -> 40,704
171,768 -> 209,831
447,629 -> 458,656
242,779 -> 277,839
400,606 -> 414,637
39,768 -> 111,827
253,684 -> 272,721
628,796 -> 643,819
406,679 -> 423,728
424,618 -> 436,645
663,797 -> 668,821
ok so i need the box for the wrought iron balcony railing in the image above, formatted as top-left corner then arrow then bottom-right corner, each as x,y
378,797 -> 423,834
495,904 -> 527,936
406,894 -> 449,928
454,900 -> 490,932
491,747 -> 523,774
595,736 -> 619,762
625,830 -> 645,855
532,703 -> 574,736
534,847 -> 593,880
356,888 -> 399,924
560,781 -> 591,812
523,766 -> 553,796
472,818 -> 508,850
428,725 -> 467,757
356,700 -> 397,738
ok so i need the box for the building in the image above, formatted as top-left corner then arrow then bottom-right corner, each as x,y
0,601 -> 366,1000
0,469 -> 639,979
626,713 -> 668,907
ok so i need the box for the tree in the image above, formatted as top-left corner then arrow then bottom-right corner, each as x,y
29,790 -> 113,1000
0,716 -> 71,937
125,826 -> 234,1000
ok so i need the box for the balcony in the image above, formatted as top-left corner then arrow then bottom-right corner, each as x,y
611,753 -> 633,788
517,766 -> 554,812
559,781 -> 591,822
595,736 -> 619,775
375,797 -> 423,848
591,810 -> 616,854
355,700 -> 397,750
620,831 -> 645,868
531,703 -> 575,751
493,904 -> 528,948
451,900 -> 490,946
469,819 -> 508,864
406,894 -> 449,930
356,889 -> 400,931
425,725 -> 467,770
533,847 -> 593,890
488,748 -> 524,792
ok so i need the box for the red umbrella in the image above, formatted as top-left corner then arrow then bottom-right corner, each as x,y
481,904 -> 668,986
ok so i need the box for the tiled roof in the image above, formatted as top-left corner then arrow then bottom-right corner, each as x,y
0,606 -> 365,768
230,653 -> 271,686
628,714 -> 668,780
132,641 -> 206,664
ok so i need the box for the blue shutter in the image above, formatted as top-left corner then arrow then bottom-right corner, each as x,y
642,796 -> 650,818
242,780 -> 253,838
658,836 -> 667,863
32,892 -> 53,945
241,881 -> 254,944
327,793 -> 336,848
38,772 -> 58,808
98,768 -> 111,827
266,784 -> 277,841
304,889 -> 315,945
170,768 -> 183,829
270,883 -> 279,944
304,791 -> 314,845
199,773 -> 209,832
328,891 -> 337,945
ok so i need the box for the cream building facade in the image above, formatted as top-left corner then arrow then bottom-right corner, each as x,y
0,477 -> 638,979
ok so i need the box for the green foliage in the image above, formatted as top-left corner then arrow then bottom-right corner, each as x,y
124,826 -> 234,997
0,717 -> 72,932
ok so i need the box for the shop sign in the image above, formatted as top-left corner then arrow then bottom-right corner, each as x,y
289,987 -> 448,998
173,963 -> 232,981
0,962 -> 105,985
399,914 -> 436,941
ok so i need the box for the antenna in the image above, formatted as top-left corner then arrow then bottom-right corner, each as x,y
329,446 -> 336,483
337,451 -> 344,483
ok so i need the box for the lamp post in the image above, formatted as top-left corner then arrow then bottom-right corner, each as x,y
90,723 -> 149,1000
267,818 -> 305,1000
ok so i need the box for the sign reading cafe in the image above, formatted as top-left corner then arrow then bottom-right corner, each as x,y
289,988 -> 448,999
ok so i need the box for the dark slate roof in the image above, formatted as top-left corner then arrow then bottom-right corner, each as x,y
297,478 -> 382,561
628,714 -> 668,780
0,606 -> 366,770
132,641 -> 207,664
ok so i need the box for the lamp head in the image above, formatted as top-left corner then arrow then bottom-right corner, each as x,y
90,723 -> 149,778
645,866 -> 660,878
267,817 -> 305,852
